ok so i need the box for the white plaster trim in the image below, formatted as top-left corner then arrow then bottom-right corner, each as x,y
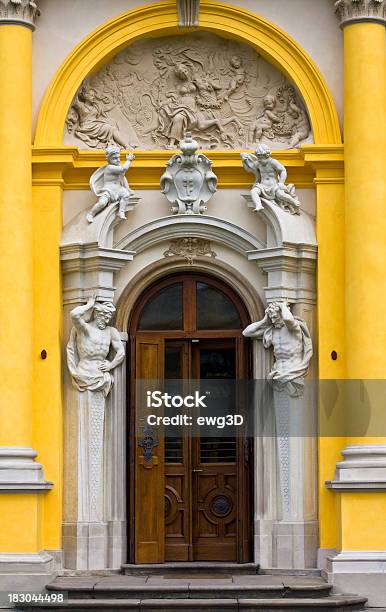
0,446 -> 53,492
242,195 -> 316,246
326,444 -> 386,491
114,215 -> 265,254
326,480 -> 386,491
0,551 -> 55,573
327,550 -> 386,573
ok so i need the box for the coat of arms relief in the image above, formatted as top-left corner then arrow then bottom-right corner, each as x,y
65,33 -> 312,151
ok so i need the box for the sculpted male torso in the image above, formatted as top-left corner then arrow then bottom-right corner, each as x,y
67,295 -> 125,396
243,301 -> 312,396
268,318 -> 303,374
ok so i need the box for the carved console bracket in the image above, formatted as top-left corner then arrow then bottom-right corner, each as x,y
0,0 -> 40,29
335,0 -> 385,27
177,0 -> 200,27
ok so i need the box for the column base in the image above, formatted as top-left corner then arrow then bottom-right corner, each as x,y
321,550 -> 386,608
0,551 -> 62,605
255,519 -> 318,569
0,447 -> 53,492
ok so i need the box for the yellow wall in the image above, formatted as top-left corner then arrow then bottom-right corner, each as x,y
32,183 -> 64,550
0,495 -> 42,553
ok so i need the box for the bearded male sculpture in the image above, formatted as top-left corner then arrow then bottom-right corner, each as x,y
243,301 -> 313,397
66,295 -> 125,523
67,294 -> 125,396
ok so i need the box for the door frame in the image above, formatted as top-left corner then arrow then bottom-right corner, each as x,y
127,272 -> 253,563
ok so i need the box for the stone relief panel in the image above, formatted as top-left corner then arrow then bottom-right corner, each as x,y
64,32 -> 312,151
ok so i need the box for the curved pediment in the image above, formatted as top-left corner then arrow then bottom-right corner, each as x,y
64,31 -> 312,152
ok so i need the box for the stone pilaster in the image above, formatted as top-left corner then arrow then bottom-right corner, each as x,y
0,0 -> 40,30
335,0 -> 385,27
176,0 -> 200,27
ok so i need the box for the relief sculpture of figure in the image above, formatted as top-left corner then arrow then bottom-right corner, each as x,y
87,146 -> 135,223
250,95 -> 281,145
66,295 -> 125,397
243,302 -> 313,397
66,86 -> 128,149
158,63 -> 243,148
241,144 -> 300,214
65,35 -> 313,151
276,85 -> 311,148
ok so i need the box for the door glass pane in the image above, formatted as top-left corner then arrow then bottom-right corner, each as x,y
199,346 -> 236,463
197,282 -> 241,330
165,345 -> 183,463
138,283 -> 183,330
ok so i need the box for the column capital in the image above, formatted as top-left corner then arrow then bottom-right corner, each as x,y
176,0 -> 200,27
335,0 -> 385,28
0,0 -> 40,30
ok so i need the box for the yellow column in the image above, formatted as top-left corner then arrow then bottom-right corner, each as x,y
0,24 -> 33,445
343,20 -> 386,379
0,6 -> 46,556
333,1 -> 386,558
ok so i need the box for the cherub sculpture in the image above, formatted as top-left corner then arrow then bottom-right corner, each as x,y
250,95 -> 281,144
241,144 -> 300,215
87,146 -> 135,223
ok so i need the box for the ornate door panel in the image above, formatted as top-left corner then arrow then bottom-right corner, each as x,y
134,335 -> 165,563
130,274 -> 252,564
164,342 -> 192,561
191,342 -> 239,561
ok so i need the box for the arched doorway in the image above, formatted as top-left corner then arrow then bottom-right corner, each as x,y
128,273 -> 253,564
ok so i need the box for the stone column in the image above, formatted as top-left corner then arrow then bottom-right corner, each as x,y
0,0 -> 39,447
248,234 -> 318,569
322,4 -> 386,605
0,1 -> 54,591
335,0 -> 386,379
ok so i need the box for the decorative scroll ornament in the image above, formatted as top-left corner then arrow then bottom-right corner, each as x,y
161,133 -> 217,215
177,0 -> 200,27
243,301 -> 313,398
241,144 -> 301,215
335,0 -> 385,26
87,146 -> 137,223
164,237 -> 217,263
0,0 -> 40,29
64,33 -> 312,151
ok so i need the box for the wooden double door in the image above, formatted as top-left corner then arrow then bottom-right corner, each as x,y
130,275 -> 252,564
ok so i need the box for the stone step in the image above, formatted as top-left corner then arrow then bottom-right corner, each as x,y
45,575 -> 333,600
122,563 -> 259,575
17,594 -> 368,611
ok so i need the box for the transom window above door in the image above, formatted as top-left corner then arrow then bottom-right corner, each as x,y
135,275 -> 245,333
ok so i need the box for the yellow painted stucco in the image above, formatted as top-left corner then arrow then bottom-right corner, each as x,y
0,0 -> 385,562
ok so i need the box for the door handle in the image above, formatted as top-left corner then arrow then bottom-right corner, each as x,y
193,469 -> 203,473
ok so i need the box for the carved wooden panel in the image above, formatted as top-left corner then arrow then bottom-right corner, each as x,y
135,335 -> 165,563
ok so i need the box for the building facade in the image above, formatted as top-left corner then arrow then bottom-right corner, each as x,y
0,0 -> 385,608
